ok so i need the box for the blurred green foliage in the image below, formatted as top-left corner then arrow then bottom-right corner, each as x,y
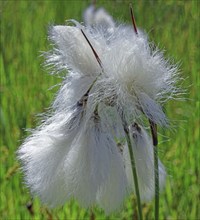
0,0 -> 199,219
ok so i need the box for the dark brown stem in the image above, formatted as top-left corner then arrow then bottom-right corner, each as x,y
130,3 -> 138,35
148,119 -> 159,220
90,210 -> 95,220
92,0 -> 96,7
149,119 -> 158,146
26,199 -> 34,216
81,29 -> 103,70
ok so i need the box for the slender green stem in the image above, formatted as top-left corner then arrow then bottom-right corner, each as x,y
117,109 -> 143,219
124,129 -> 143,220
154,145 -> 159,220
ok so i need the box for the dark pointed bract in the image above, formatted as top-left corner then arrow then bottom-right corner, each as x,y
81,29 -> 103,70
130,4 -> 138,35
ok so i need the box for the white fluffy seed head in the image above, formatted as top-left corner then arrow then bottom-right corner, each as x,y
100,25 -> 178,125
18,5 -> 180,213
45,20 -> 179,126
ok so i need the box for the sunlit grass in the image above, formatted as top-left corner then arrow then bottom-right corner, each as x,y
0,1 -> 199,219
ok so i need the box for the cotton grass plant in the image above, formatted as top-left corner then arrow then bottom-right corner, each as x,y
18,3 -> 181,219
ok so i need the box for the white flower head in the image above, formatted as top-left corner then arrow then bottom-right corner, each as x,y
18,4 -> 181,215
46,11 -> 180,127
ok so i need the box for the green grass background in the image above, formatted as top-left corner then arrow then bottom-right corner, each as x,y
0,0 -> 199,219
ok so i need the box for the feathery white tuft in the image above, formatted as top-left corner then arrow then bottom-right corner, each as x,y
64,115 -> 128,210
100,25 -> 178,125
96,147 -> 128,214
18,106 -> 129,211
18,106 -> 84,207
52,73 -> 94,111
46,24 -> 102,76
